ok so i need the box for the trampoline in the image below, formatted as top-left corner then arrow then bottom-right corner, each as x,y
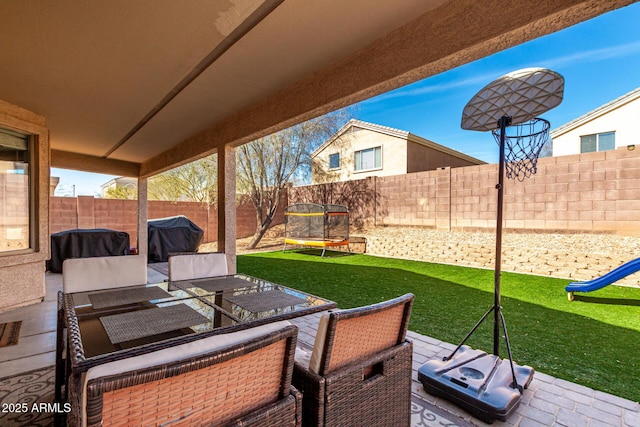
283,203 -> 350,257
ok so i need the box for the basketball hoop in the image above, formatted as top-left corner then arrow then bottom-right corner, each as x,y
492,117 -> 550,181
458,68 -> 564,361
419,68 -> 565,423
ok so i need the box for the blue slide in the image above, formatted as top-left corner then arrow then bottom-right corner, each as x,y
565,257 -> 640,301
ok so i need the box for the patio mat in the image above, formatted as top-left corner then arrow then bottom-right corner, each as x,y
189,277 -> 254,292
89,287 -> 172,309
411,390 -> 475,427
100,304 -> 209,344
0,366 -> 56,427
225,290 -> 307,313
0,321 -> 22,347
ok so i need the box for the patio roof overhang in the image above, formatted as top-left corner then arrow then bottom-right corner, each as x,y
1,0 -> 634,178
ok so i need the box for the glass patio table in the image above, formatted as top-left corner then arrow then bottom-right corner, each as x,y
55,274 -> 336,415
171,274 -> 334,323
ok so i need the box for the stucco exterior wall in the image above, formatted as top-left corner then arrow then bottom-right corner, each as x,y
312,128 -> 408,183
552,95 -> 640,156
0,99 -> 50,312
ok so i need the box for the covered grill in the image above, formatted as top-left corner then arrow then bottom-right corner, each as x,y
147,215 -> 203,263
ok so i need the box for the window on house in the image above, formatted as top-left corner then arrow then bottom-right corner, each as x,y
580,132 -> 615,153
354,146 -> 381,171
329,153 -> 340,169
0,128 -> 32,253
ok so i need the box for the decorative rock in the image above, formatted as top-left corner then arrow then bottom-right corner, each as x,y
356,227 -> 640,287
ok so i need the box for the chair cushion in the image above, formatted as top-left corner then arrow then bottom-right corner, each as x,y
62,255 -> 147,293
308,314 -> 329,374
82,320 -> 292,427
168,252 -> 228,281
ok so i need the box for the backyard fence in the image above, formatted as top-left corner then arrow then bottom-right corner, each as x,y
290,147 -> 640,236
48,196 -> 286,246
44,147 -> 640,255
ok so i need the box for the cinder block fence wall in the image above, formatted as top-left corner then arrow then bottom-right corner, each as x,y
291,147 -> 640,236
48,197 -> 284,246
446,148 -> 639,235
44,148 -> 639,281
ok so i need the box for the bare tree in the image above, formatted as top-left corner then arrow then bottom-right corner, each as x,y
148,154 -> 218,203
539,138 -> 553,158
237,111 -> 349,248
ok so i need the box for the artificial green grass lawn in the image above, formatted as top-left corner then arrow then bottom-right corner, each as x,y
238,250 -> 640,403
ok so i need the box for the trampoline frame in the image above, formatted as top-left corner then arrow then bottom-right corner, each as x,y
283,203 -> 350,257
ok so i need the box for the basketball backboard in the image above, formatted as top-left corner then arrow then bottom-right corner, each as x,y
461,68 -> 564,131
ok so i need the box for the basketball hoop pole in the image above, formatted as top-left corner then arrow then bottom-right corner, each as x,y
494,115 -> 511,355
418,69 -> 562,422
443,114 -> 519,365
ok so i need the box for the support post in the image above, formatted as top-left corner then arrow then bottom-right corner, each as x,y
136,177 -> 148,258
218,145 -> 237,274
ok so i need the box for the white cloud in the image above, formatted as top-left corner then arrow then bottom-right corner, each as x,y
361,40 -> 640,106
542,40 -> 640,69
362,73 -> 497,104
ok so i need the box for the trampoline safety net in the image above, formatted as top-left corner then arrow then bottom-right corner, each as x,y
284,204 -> 349,256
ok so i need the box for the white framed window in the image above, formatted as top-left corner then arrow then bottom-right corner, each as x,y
0,127 -> 33,254
580,132 -> 615,153
354,146 -> 381,172
329,153 -> 340,170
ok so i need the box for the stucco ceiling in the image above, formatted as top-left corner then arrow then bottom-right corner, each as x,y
0,0 -> 635,177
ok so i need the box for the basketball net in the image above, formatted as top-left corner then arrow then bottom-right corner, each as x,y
491,118 -> 550,181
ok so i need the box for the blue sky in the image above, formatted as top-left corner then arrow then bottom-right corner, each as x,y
53,3 -> 640,195
356,2 -> 640,163
51,171 -> 117,197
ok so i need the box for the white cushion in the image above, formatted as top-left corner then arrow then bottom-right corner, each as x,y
168,253 -> 228,281
62,255 -> 147,293
82,320 -> 292,427
308,313 -> 330,375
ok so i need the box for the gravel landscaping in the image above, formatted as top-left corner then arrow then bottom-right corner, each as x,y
358,226 -> 640,286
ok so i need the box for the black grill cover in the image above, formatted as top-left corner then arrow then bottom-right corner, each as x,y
147,216 -> 204,263
47,228 -> 130,273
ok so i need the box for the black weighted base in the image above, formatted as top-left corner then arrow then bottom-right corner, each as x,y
418,346 -> 534,424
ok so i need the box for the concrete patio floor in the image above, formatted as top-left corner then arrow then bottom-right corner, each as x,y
0,267 -> 638,426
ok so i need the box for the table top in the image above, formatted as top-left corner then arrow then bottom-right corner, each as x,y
63,274 -> 336,371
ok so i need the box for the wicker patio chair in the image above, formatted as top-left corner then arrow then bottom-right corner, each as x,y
56,255 -> 148,405
292,294 -> 414,427
68,321 -> 302,427
168,252 -> 228,281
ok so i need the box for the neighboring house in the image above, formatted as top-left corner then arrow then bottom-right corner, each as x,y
311,119 -> 485,184
100,176 -> 138,198
50,176 -> 59,196
551,87 -> 640,156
